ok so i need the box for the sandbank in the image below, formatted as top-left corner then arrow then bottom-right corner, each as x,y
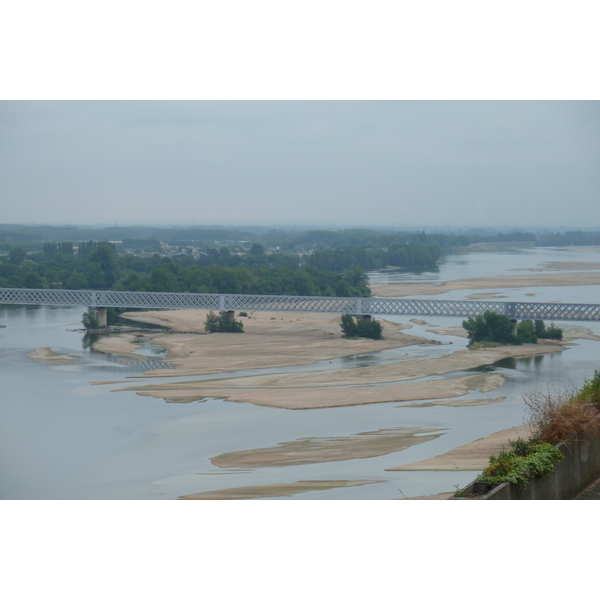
28,347 -> 78,364
210,427 -> 445,468
387,424 -> 531,471
511,261 -> 600,272
370,271 -> 600,297
117,338 -> 565,409
562,326 -> 600,343
91,333 -> 145,358
465,293 -> 508,299
405,396 -> 506,408
118,310 -> 436,377
179,479 -> 382,500
122,373 -> 506,409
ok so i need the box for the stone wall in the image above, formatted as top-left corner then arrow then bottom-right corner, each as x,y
452,432 -> 600,500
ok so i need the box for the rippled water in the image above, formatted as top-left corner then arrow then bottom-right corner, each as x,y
1,246 -> 600,499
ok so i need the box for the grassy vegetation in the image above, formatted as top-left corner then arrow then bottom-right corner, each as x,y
477,371 -> 600,489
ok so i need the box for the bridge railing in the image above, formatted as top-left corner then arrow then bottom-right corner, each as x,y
1,288 -> 600,321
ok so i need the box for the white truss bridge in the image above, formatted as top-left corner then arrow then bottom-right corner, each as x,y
1,287 -> 600,322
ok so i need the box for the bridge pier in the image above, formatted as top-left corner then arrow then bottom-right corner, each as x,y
219,310 -> 235,322
353,314 -> 372,322
91,307 -> 107,327
511,319 -> 518,336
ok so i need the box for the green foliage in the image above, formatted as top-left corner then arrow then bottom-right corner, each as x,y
479,443 -> 563,487
340,314 -> 383,340
579,370 -> 600,404
543,322 -> 563,340
517,319 -> 538,344
340,314 -> 358,337
357,319 -> 383,340
204,311 -> 244,333
8,247 -> 26,265
463,313 -> 562,346
82,310 -> 100,330
249,243 -> 264,256
238,311 -> 248,317
462,311 -> 516,345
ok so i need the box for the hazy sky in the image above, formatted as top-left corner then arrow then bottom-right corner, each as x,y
1,101 -> 598,229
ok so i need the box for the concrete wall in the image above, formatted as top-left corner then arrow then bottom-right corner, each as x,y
453,432 -> 600,500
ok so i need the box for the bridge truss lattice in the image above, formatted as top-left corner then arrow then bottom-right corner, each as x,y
1,288 -> 600,322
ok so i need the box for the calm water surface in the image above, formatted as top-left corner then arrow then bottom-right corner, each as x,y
2,247 -> 600,499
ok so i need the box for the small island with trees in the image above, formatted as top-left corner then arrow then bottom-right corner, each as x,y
462,310 -> 562,347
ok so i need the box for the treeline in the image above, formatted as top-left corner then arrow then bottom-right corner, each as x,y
306,243 -> 441,271
0,243 -> 371,297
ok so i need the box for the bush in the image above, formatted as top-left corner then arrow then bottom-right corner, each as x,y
517,319 -> 538,344
479,443 -> 563,487
524,384 -> 600,446
579,370 -> 600,404
204,310 -> 244,333
462,313 -> 562,346
82,310 -> 100,330
340,314 -> 383,340
340,314 -> 358,337
543,322 -> 563,340
462,311 -> 516,345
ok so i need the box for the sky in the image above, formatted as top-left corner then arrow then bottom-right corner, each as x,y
1,100 -> 598,230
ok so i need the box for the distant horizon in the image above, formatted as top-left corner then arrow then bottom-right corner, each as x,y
2,221 -> 600,234
2,101 -> 598,231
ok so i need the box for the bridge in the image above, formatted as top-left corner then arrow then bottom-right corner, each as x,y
1,287 -> 600,325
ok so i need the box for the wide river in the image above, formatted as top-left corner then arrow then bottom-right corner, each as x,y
2,247 -> 600,499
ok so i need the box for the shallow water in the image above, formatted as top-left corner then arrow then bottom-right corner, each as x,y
1,246 -> 600,499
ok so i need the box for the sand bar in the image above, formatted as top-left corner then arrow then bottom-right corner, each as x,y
179,479 -> 382,500
28,347 -> 78,364
119,342 -> 560,392
511,261 -> 600,272
118,310 -> 437,377
211,427 -> 445,468
387,424 -> 531,471
370,271 -> 600,297
126,373 -> 505,409
91,333 -> 147,358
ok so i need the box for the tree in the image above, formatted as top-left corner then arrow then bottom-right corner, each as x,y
82,310 -> 100,330
204,311 -> 244,333
340,313 -> 358,337
340,314 -> 383,339
517,320 -> 538,344
462,311 -> 516,345
249,243 -> 264,256
8,247 -> 26,265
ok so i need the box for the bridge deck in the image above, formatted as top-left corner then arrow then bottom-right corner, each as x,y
1,287 -> 600,321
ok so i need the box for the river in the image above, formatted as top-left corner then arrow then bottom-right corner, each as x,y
2,246 -> 600,499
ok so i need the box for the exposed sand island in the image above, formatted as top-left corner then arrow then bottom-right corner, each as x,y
370,271 -> 600,297
28,347 -> 79,364
105,307 -> 573,409
510,261 -> 600,272
388,424 -> 531,472
113,310 -> 436,377
211,427 -> 445,468
179,479 -> 382,500
116,338 -> 562,408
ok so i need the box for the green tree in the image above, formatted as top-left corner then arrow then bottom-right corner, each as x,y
82,310 -> 100,330
340,314 -> 358,337
249,243 -> 264,256
8,247 -> 26,265
517,320 -> 538,344
462,311 -> 517,345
